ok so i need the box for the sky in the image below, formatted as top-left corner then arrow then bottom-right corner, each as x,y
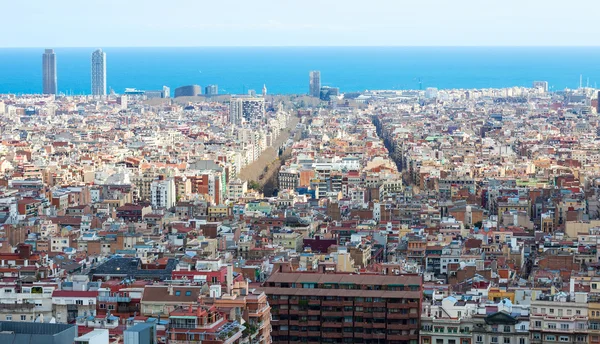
2,0 -> 600,47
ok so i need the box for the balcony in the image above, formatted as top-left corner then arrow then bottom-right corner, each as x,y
322,311 -> 343,317
322,322 -> 342,328
322,332 -> 342,339
387,313 -> 411,320
98,296 -> 131,303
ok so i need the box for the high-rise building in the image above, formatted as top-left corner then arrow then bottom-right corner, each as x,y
42,49 -> 57,95
162,85 -> 170,98
91,49 -> 107,96
319,86 -> 339,101
262,272 -> 422,344
205,85 -> 218,96
309,70 -> 321,97
229,96 -> 265,125
532,81 -> 549,93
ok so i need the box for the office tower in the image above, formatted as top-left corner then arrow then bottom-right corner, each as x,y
162,86 -> 170,98
425,87 -> 438,99
532,81 -> 549,93
205,85 -> 218,96
319,86 -> 339,101
174,85 -> 201,98
42,49 -> 57,95
229,96 -> 265,125
91,49 -> 107,96
262,272 -> 422,343
309,70 -> 321,97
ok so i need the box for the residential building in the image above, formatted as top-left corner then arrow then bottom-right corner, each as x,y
262,272 -> 422,344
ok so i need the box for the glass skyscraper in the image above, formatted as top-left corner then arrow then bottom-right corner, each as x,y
42,49 -> 57,95
309,70 -> 321,97
91,49 -> 106,96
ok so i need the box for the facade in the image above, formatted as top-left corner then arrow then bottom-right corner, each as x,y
262,272 -> 422,344
472,312 -> 529,344
91,49 -> 106,96
309,70 -> 321,97
529,292 -> 588,344
150,178 -> 176,209
205,85 -> 218,96
123,322 -> 157,344
42,49 -> 57,95
229,96 -> 265,125
174,85 -> 201,98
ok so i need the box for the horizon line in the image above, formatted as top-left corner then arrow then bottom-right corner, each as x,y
3,45 -> 600,49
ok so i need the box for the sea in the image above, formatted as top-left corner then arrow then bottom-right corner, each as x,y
1,47 -> 600,95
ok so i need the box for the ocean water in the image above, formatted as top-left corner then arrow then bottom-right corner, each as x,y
1,47 -> 600,95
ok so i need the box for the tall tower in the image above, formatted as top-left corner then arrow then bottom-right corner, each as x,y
262,84 -> 267,97
91,49 -> 107,96
309,71 -> 321,97
42,49 -> 57,94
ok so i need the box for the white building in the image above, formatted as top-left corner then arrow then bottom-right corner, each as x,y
150,178 -> 176,209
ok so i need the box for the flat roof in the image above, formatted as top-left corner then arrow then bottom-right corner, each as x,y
260,287 -> 421,299
266,272 -> 422,286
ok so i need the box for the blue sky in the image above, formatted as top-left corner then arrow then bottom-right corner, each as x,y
3,0 -> 600,47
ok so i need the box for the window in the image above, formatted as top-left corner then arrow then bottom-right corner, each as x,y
504,338 -> 510,344
185,291 -> 191,296
20,315 -> 26,321
534,321 -> 541,328
99,304 -> 106,309
108,305 -> 115,310
212,277 -> 218,283
76,300 -> 83,305
491,337 -> 498,343
576,310 -> 581,315
476,335 -> 483,342
175,291 -> 181,296
519,339 -> 525,344
3,289 -> 11,293
504,325 -> 511,332
545,335 -> 556,341
559,337 -> 569,342
549,308 -> 554,314
5,316 -> 11,321
560,324 -> 569,330
548,323 -> 557,329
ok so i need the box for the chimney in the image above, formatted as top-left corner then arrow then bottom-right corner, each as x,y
227,264 -> 233,294
168,285 -> 174,296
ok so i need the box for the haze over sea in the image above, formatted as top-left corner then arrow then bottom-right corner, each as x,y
1,47 -> 600,95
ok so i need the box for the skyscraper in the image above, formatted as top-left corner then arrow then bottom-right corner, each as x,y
42,49 -> 57,95
229,96 -> 265,125
205,85 -> 218,96
91,49 -> 107,96
309,70 -> 321,97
